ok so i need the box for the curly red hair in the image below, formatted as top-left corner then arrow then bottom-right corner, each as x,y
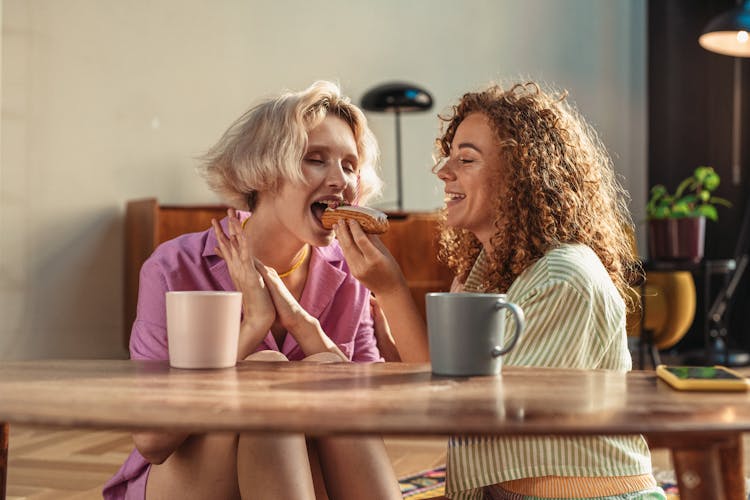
435,82 -> 640,311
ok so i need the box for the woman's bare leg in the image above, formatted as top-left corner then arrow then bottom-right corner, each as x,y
236,349 -> 316,499
306,438 -> 330,500
315,436 -> 402,500
146,433 -> 241,500
146,351 -> 313,500
300,351 -> 399,499
236,433 -> 316,500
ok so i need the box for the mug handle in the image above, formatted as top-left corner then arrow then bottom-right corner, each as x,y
490,300 -> 525,357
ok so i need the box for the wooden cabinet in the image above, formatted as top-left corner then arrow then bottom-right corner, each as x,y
124,198 -> 453,348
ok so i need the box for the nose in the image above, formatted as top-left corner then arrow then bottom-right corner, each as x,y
327,161 -> 348,190
436,158 -> 456,182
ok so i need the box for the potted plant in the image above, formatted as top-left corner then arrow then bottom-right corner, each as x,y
647,166 -> 731,263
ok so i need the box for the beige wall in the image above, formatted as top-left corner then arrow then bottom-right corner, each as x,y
0,0 -> 646,359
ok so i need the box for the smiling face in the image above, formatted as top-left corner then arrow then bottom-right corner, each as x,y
261,114 -> 360,247
436,112 -> 505,247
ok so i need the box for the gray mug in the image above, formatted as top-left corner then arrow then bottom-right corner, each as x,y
426,292 -> 524,376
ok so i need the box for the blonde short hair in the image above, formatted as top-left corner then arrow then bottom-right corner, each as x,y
200,81 -> 382,209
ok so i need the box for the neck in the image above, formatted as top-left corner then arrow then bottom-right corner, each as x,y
475,232 -> 494,255
475,218 -> 508,254
241,211 -> 309,276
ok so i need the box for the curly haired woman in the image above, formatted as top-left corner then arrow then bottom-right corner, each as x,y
336,82 -> 665,500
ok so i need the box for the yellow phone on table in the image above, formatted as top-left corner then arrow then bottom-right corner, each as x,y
656,365 -> 750,391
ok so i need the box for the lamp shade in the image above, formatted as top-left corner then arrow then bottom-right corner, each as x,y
699,0 -> 750,57
361,82 -> 433,113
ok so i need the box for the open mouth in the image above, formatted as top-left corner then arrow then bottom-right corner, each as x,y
444,192 -> 466,204
311,199 -> 347,225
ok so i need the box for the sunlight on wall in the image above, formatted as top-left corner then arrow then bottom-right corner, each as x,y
0,0 -> 646,359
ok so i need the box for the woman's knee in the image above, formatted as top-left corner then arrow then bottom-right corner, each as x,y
146,433 -> 240,500
236,433 -> 316,499
245,350 -> 289,362
303,351 -> 344,363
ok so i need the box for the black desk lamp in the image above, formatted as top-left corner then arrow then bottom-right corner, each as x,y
699,1 -> 750,365
700,0 -> 750,185
361,82 -> 433,211
699,0 -> 750,57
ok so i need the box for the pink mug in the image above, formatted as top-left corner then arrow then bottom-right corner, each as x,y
166,291 -> 242,369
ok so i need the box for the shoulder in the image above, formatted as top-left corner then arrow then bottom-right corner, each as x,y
142,227 -> 215,277
526,244 -> 609,285
543,244 -> 610,286
509,244 -> 619,302
506,245 -> 627,365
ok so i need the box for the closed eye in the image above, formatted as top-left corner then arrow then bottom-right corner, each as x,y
305,156 -> 325,165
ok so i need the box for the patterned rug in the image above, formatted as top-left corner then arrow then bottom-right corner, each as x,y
399,466 -> 749,499
399,466 -> 445,499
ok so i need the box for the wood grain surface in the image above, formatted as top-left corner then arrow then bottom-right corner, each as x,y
0,360 -> 747,437
1,360 -> 748,499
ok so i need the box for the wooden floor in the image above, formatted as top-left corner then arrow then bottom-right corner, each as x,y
5,425 -> 448,499
6,425 -> 134,499
5,424 -> 749,499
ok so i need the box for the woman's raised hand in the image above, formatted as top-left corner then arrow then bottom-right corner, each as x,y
212,209 -> 276,352
252,259 -> 312,334
254,259 -> 346,359
334,219 -> 407,295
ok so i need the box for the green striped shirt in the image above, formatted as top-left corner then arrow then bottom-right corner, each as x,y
446,244 -> 653,499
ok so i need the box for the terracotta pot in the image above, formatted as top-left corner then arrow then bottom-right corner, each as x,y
648,217 -> 705,263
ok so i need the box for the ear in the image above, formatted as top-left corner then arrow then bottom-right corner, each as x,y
246,191 -> 258,211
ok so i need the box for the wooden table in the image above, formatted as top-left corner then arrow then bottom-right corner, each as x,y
0,360 -> 747,499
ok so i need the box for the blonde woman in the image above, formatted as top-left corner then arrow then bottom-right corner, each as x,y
104,81 -> 400,500
337,82 -> 665,500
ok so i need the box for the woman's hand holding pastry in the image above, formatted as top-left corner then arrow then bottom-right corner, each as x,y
335,219 -> 407,295
336,219 -> 429,362
212,209 -> 275,355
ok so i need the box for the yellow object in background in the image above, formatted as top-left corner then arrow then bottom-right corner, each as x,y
626,271 -> 696,350
656,364 -> 750,391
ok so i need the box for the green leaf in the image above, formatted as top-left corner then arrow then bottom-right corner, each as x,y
651,206 -> 671,218
710,196 -> 732,207
704,172 -> 720,191
678,194 -> 698,205
650,185 -> 667,198
674,178 -> 695,198
672,202 -> 690,217
696,204 -> 718,221
694,166 -> 713,183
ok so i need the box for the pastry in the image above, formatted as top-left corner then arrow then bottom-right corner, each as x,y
321,205 -> 389,234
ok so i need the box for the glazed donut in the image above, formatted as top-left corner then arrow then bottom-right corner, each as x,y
321,205 -> 389,234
